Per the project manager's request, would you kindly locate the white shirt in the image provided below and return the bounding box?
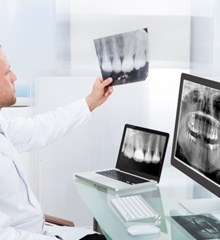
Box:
[0,99,92,240]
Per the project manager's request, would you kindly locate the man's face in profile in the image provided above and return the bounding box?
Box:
[0,48,17,108]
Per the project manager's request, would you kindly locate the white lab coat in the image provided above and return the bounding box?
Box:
[0,99,93,240]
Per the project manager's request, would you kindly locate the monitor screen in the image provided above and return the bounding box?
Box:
[171,73,220,197]
[116,124,169,182]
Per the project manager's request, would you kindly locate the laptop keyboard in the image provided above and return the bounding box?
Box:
[96,169,149,184]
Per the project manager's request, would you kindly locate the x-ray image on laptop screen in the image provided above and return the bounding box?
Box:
[94,28,149,86]
[116,125,169,182]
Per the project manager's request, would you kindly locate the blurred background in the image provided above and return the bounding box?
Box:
[1,0,220,228]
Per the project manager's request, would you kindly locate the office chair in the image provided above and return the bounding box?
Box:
[45,215,107,239]
[45,214,74,227]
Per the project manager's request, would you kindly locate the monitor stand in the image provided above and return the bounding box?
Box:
[179,198,220,214]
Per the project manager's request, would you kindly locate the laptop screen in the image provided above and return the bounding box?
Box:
[116,124,169,182]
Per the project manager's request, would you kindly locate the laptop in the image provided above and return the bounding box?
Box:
[75,124,169,191]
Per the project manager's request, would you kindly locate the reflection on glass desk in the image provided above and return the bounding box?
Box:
[73,167,220,240]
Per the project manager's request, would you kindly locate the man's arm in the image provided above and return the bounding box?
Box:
[4,77,113,153]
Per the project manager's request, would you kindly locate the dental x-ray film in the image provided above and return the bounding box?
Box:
[94,28,149,86]
[172,214,220,239]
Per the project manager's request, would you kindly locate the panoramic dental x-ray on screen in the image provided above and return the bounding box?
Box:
[94,28,149,86]
[175,80,220,184]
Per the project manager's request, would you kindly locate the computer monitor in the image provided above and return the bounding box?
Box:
[171,73,220,213]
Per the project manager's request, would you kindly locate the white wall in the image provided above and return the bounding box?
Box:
[0,0,57,97]
[190,0,220,80]
[70,1,191,76]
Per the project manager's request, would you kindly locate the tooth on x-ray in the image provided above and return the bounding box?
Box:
[123,136,134,159]
[123,129,135,158]
[121,57,134,73]
[133,131,145,162]
[94,28,149,86]
[102,60,112,73]
[111,38,122,73]
[134,52,146,70]
[151,136,161,164]
[124,144,134,159]
[144,150,152,164]
[101,40,113,73]
[112,58,121,73]
[152,148,160,164]
[133,148,144,162]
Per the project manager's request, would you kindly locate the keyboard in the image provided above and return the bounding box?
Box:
[96,169,149,184]
[110,195,159,222]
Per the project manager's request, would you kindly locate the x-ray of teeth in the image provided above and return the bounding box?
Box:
[94,28,149,86]
[122,129,166,165]
[172,214,220,240]
[176,80,220,179]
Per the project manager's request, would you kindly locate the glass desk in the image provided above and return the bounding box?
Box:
[73,167,220,240]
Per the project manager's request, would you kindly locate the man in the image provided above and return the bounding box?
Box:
[0,46,113,239]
